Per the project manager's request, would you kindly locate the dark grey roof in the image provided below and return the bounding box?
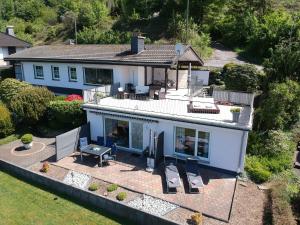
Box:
[0,32,31,47]
[5,44,203,67]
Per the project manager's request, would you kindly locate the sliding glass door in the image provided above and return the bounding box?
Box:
[104,118,143,151]
[174,126,210,160]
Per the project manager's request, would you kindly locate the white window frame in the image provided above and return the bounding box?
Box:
[68,66,77,82]
[103,116,144,152]
[33,65,44,79]
[51,66,60,80]
[173,126,210,161]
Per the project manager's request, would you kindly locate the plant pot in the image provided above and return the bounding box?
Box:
[23,142,33,150]
[232,112,240,122]
[147,157,155,169]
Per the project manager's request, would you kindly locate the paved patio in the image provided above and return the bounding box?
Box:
[54,151,236,221]
[0,137,55,168]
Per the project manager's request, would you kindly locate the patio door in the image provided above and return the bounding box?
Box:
[104,117,143,151]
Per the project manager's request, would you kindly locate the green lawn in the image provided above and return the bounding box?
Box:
[0,171,131,225]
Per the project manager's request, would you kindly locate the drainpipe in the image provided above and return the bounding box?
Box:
[237,131,249,173]
[187,62,192,97]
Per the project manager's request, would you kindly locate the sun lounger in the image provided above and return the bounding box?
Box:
[185,158,204,193]
[165,163,181,193]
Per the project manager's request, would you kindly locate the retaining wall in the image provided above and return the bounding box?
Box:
[0,159,179,225]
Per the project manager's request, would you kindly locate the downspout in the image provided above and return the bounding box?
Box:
[237,131,249,173]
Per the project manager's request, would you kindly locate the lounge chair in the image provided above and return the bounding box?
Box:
[185,158,204,193]
[165,163,181,193]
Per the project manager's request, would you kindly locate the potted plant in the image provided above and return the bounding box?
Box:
[191,212,203,225]
[21,134,33,149]
[94,92,106,104]
[230,107,241,122]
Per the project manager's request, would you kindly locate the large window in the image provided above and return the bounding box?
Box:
[84,68,113,85]
[68,67,77,81]
[175,127,210,159]
[105,118,129,148]
[33,65,44,79]
[51,66,60,80]
[105,118,144,150]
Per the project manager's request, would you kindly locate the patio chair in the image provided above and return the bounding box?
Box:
[97,136,104,146]
[185,158,204,193]
[165,162,181,193]
[103,144,117,164]
[105,137,114,148]
[79,137,88,151]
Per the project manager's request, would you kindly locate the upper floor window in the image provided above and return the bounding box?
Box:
[8,47,16,55]
[84,68,113,85]
[33,65,44,79]
[51,66,60,80]
[68,67,77,81]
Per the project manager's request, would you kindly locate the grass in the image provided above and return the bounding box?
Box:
[0,134,20,146]
[0,170,132,225]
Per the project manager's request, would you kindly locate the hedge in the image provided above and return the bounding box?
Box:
[0,103,14,138]
[47,100,86,129]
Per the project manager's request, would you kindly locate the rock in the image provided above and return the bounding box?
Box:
[63,170,91,189]
[128,194,178,216]
[257,185,269,190]
[239,182,248,187]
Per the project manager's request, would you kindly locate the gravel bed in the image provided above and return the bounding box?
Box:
[128,194,178,216]
[63,170,91,189]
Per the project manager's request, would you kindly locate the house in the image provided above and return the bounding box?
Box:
[0,26,31,68]
[5,35,253,173]
[5,36,209,95]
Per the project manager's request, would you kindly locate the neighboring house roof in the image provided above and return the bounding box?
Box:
[0,32,31,48]
[4,44,203,67]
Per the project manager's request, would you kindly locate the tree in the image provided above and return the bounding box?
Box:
[255,80,300,131]
[264,41,300,84]
[10,86,54,125]
[223,63,263,92]
[78,4,97,29]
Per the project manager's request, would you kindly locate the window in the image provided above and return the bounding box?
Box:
[68,67,77,81]
[105,118,129,148]
[131,122,143,150]
[51,66,60,80]
[14,64,23,80]
[8,47,16,55]
[104,118,144,151]
[174,127,210,159]
[33,65,44,79]
[84,68,113,85]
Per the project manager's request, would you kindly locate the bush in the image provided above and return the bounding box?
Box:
[223,63,263,92]
[40,161,50,173]
[0,78,30,108]
[0,103,14,138]
[116,192,127,201]
[88,183,99,191]
[264,130,294,157]
[10,86,54,125]
[245,156,272,183]
[21,134,32,144]
[107,184,118,192]
[191,212,203,225]
[47,100,86,129]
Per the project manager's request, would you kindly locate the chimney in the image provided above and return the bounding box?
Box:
[6,26,15,36]
[131,34,145,54]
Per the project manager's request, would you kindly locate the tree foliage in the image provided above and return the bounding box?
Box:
[10,86,55,125]
[223,63,263,92]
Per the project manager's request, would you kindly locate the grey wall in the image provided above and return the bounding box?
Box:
[0,159,179,225]
[56,123,90,161]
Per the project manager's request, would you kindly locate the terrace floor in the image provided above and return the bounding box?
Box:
[54,151,236,221]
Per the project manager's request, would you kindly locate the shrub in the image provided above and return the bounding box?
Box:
[246,131,266,156]
[21,134,33,144]
[245,156,272,183]
[116,192,127,201]
[107,184,118,192]
[0,103,14,138]
[54,95,66,101]
[191,212,203,225]
[65,94,83,101]
[40,161,50,173]
[88,183,99,191]
[223,63,263,92]
[47,100,86,129]
[10,86,54,125]
[0,78,30,108]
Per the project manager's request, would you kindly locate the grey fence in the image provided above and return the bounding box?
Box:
[56,123,90,161]
[212,90,255,106]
